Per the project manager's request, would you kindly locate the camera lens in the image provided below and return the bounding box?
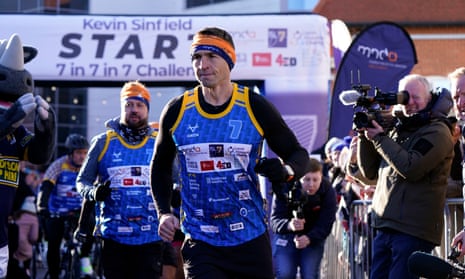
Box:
[353,112,370,128]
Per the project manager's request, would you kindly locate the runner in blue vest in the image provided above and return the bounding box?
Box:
[37,133,92,279]
[150,27,311,279]
[76,81,176,279]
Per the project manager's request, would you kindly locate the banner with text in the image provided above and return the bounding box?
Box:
[328,21,417,138]
[0,14,329,83]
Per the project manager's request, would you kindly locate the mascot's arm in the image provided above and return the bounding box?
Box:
[25,96,56,165]
[0,93,36,140]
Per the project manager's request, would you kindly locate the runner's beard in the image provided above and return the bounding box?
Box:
[126,114,148,129]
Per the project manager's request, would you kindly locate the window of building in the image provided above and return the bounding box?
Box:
[186,0,233,9]
[1,0,88,14]
[40,87,88,158]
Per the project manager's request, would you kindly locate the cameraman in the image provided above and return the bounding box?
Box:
[357,74,454,278]
[270,157,337,279]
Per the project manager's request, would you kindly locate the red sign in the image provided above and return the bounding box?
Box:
[200,160,215,171]
[123,178,134,186]
[252,53,272,66]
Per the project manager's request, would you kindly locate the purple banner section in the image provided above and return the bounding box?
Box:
[263,92,328,217]
[266,93,327,155]
[328,21,417,138]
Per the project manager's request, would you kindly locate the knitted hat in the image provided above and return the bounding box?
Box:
[191,34,236,70]
[120,81,151,110]
[324,137,344,156]
[343,136,352,146]
[331,142,347,152]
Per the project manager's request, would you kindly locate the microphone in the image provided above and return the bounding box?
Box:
[339,90,363,106]
[408,251,465,279]
[339,89,410,107]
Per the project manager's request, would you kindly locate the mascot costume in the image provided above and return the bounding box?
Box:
[0,34,56,278]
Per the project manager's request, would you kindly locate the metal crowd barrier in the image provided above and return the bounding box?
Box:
[320,198,464,279]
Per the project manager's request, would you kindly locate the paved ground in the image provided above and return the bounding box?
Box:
[27,240,102,279]
[32,260,47,279]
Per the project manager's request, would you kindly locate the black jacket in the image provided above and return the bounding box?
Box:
[270,178,337,244]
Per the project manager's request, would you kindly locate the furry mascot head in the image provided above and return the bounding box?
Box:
[0,34,37,103]
[0,34,56,278]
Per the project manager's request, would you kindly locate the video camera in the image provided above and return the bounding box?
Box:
[408,247,465,278]
[286,181,308,219]
[339,84,409,130]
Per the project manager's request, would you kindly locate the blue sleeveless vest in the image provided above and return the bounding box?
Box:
[96,130,161,245]
[172,83,267,246]
[48,156,82,215]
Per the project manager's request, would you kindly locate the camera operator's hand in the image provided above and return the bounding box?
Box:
[361,120,384,140]
[287,217,305,232]
[91,181,112,201]
[451,230,465,257]
[294,235,310,249]
[254,158,294,183]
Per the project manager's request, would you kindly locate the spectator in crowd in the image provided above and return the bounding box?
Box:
[341,136,377,278]
[448,67,465,255]
[343,136,376,201]
[311,135,347,179]
[12,164,42,212]
[443,69,465,253]
[76,81,177,279]
[326,138,358,232]
[357,74,454,278]
[150,26,310,279]
[36,134,93,279]
[7,196,38,279]
[321,137,344,180]
[440,116,463,259]
[6,164,42,279]
[449,67,465,127]
[270,157,337,279]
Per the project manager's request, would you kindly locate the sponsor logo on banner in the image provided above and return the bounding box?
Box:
[252,53,272,66]
[0,14,330,83]
[268,28,288,48]
[329,22,417,138]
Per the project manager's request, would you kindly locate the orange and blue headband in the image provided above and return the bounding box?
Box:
[191,34,236,70]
